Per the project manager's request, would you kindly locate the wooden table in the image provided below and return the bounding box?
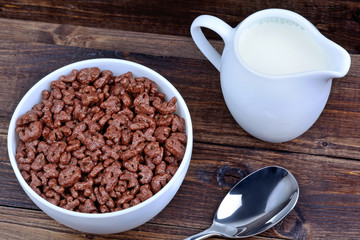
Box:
[0,1,359,239]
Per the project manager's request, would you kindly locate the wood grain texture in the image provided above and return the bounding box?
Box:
[0,5,360,239]
[0,0,359,53]
[0,206,196,240]
[2,142,360,239]
[0,18,221,60]
[0,35,359,161]
[0,39,360,239]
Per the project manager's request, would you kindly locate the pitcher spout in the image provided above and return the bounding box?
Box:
[322,38,351,79]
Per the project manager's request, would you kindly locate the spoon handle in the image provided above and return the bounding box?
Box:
[184,228,219,240]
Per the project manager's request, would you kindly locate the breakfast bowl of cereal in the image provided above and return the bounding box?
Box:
[7,58,193,234]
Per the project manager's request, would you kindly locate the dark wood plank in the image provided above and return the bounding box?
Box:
[0,18,222,60]
[0,0,358,53]
[1,39,360,160]
[0,206,197,240]
[1,28,360,239]
[2,141,360,239]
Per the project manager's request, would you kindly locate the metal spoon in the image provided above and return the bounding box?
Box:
[185,166,299,240]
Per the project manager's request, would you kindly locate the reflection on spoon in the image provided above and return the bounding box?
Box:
[185,166,299,240]
[217,194,243,219]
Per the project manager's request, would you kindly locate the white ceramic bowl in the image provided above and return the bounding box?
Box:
[7,58,193,234]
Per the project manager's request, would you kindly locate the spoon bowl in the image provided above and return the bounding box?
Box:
[186,166,299,239]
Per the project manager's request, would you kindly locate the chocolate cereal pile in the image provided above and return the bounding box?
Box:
[15,68,186,213]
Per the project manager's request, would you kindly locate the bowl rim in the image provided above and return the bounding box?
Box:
[7,58,193,219]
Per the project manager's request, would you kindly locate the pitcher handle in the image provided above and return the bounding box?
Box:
[190,15,234,71]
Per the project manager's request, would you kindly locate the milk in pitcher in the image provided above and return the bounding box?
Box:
[237,17,329,75]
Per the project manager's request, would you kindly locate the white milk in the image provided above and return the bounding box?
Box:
[238,17,328,75]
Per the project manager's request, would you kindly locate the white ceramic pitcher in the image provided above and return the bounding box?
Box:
[191,9,351,143]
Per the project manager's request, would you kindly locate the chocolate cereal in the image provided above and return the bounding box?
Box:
[15,68,186,213]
